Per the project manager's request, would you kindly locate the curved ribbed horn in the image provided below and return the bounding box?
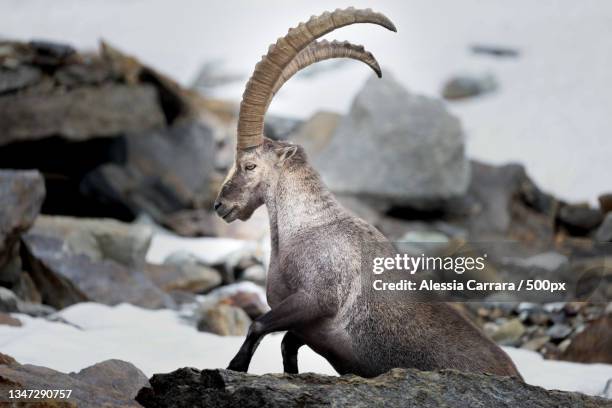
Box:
[270,40,381,98]
[237,8,396,149]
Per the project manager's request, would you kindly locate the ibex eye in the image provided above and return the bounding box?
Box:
[245,164,257,171]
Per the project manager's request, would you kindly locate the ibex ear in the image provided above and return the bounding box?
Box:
[275,145,298,165]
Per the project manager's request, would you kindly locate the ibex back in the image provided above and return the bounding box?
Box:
[214,8,521,379]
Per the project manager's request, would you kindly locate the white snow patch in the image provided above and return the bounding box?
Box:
[506,347,612,397]
[1,302,611,398]
[146,233,256,265]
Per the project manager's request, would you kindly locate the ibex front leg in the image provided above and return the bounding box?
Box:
[227,291,323,372]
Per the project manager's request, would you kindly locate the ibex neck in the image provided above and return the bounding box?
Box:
[265,164,344,242]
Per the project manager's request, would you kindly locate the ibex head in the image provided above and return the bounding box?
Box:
[215,8,396,223]
[214,140,299,222]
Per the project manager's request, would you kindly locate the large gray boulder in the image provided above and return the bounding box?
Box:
[31,215,153,268]
[20,217,175,310]
[314,74,470,209]
[136,368,611,408]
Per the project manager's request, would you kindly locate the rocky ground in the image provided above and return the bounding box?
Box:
[135,368,611,408]
[0,39,611,405]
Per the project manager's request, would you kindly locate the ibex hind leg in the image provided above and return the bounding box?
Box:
[281,331,305,374]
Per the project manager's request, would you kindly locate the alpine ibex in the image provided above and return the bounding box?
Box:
[214,8,521,378]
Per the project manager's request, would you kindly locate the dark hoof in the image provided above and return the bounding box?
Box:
[283,366,298,375]
[227,357,248,372]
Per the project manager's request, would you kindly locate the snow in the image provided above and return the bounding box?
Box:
[1,1,611,204]
[146,233,257,265]
[1,302,611,398]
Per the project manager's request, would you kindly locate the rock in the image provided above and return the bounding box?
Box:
[0,65,41,94]
[31,215,153,267]
[561,315,612,364]
[336,194,384,226]
[513,252,568,271]
[563,302,585,316]
[0,287,19,313]
[526,311,551,326]
[557,204,603,235]
[290,110,341,156]
[199,282,267,309]
[397,230,449,245]
[55,60,115,87]
[16,301,55,317]
[442,74,498,100]
[220,249,263,284]
[88,121,215,228]
[0,357,148,407]
[558,338,572,353]
[375,218,463,242]
[163,250,202,267]
[490,318,526,345]
[145,255,222,293]
[597,193,612,215]
[314,73,470,209]
[168,290,198,305]
[603,378,612,399]
[460,161,556,247]
[470,44,520,58]
[28,40,76,65]
[0,85,165,144]
[12,270,42,303]
[595,213,612,242]
[21,232,175,310]
[0,286,54,316]
[0,255,22,287]
[264,114,302,141]
[159,209,218,237]
[543,302,566,313]
[239,264,267,286]
[516,303,551,326]
[1,40,76,70]
[599,193,612,214]
[569,258,612,302]
[0,352,17,366]
[0,170,45,271]
[546,323,573,342]
[0,312,21,327]
[136,367,611,408]
[218,291,269,320]
[522,336,550,352]
[197,303,251,336]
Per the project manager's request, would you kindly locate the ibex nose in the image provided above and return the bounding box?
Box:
[214,201,222,211]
